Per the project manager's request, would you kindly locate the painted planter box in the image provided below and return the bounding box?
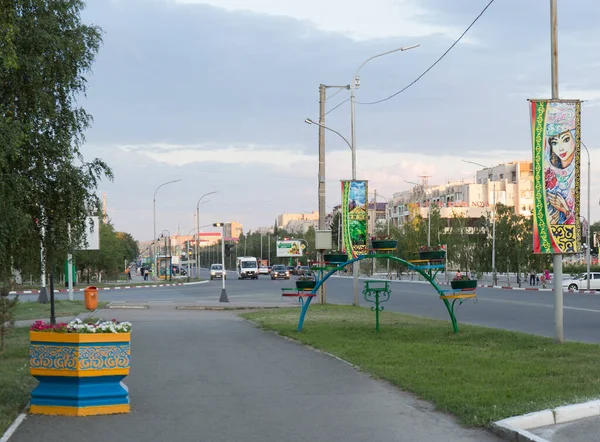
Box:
[371,240,398,250]
[323,253,348,264]
[295,280,316,290]
[450,279,478,290]
[29,331,131,416]
[419,250,446,260]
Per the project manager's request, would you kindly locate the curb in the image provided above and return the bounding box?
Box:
[491,399,600,442]
[0,406,28,442]
[7,281,201,295]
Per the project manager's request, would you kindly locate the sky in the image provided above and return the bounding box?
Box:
[79,0,600,241]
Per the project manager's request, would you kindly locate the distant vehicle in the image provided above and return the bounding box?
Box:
[258,266,270,275]
[271,264,290,280]
[296,266,311,276]
[267,266,273,274]
[287,266,296,275]
[562,272,600,290]
[172,264,187,276]
[210,263,225,280]
[236,256,259,279]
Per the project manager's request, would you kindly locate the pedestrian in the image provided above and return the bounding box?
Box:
[544,269,550,282]
[125,266,131,280]
[456,269,462,279]
[529,270,536,286]
[536,275,540,285]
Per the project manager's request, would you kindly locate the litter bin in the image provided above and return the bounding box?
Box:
[83,286,98,310]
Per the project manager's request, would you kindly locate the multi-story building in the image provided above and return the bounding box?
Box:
[277,211,319,233]
[224,221,243,241]
[389,161,533,226]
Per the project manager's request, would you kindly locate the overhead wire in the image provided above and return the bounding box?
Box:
[356,0,496,106]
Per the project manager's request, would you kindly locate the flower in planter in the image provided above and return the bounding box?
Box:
[419,245,445,252]
[30,318,132,334]
[452,270,473,281]
[297,275,315,281]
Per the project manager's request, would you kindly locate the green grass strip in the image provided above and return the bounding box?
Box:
[14,300,108,321]
[242,305,600,427]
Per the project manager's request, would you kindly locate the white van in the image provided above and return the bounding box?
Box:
[236,257,259,279]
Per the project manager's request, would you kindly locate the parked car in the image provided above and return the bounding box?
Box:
[271,264,290,280]
[562,272,600,290]
[210,263,226,280]
[258,266,270,275]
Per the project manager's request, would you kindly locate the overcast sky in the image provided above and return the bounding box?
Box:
[80,0,600,241]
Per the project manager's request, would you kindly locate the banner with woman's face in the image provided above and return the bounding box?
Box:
[530,99,581,254]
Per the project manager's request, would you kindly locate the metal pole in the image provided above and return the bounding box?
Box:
[350,74,359,306]
[580,143,592,289]
[219,226,229,302]
[153,179,181,281]
[67,223,73,301]
[427,184,431,247]
[550,0,563,343]
[318,84,327,304]
[492,177,497,285]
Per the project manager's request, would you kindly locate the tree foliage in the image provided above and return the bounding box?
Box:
[0,0,112,282]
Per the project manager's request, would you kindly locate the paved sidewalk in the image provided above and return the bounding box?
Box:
[9,307,500,442]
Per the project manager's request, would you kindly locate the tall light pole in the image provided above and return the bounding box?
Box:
[153,179,181,281]
[405,180,431,247]
[462,160,497,285]
[213,222,229,303]
[582,142,592,290]
[196,191,218,277]
[159,229,171,281]
[550,0,563,343]
[350,44,419,306]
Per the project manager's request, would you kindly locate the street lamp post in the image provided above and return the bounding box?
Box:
[582,142,592,290]
[213,222,229,303]
[463,160,497,286]
[159,229,171,281]
[196,191,219,278]
[349,44,419,306]
[153,179,181,281]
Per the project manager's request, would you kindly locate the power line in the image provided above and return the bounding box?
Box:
[325,98,349,116]
[357,0,496,106]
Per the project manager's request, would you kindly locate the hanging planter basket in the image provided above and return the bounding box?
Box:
[295,280,317,290]
[450,279,478,290]
[323,253,348,264]
[419,250,446,260]
[371,240,398,250]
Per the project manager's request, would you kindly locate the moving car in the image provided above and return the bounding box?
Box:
[287,266,296,275]
[296,266,311,276]
[562,272,600,290]
[210,263,226,280]
[258,266,270,275]
[271,264,290,280]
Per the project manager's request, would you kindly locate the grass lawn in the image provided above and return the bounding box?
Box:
[0,327,37,436]
[14,300,109,321]
[242,304,600,427]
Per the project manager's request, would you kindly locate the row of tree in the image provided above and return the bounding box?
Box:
[0,1,113,288]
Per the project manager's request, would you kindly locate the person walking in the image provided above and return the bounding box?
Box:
[529,270,536,286]
[125,266,131,281]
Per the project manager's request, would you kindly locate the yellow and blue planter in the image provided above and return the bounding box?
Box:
[29,331,131,416]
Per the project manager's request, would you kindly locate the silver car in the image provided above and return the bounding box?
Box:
[210,263,226,280]
[562,272,600,290]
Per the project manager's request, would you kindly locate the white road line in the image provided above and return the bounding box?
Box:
[0,410,27,442]
[480,297,600,313]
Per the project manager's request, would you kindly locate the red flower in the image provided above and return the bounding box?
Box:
[545,168,557,189]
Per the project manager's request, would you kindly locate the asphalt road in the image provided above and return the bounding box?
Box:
[10,307,500,442]
[19,269,600,343]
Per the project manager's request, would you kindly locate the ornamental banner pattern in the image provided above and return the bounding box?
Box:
[341,180,369,258]
[529,99,581,254]
[30,343,130,371]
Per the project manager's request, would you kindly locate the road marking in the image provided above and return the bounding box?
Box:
[480,297,600,313]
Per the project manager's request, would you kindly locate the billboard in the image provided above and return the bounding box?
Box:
[530,99,581,254]
[341,180,368,258]
[276,240,303,257]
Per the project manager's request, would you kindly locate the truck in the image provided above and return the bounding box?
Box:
[236,256,259,279]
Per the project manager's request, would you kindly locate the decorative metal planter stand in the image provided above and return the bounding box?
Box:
[291,250,476,335]
[362,280,391,332]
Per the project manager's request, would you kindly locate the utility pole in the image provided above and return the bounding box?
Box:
[318,84,327,304]
[550,0,563,344]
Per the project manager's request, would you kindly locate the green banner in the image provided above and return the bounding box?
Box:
[341,180,368,258]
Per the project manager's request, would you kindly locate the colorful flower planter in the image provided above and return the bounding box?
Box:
[371,240,398,250]
[295,280,316,290]
[419,250,446,260]
[29,331,131,416]
[323,253,348,264]
[450,279,478,290]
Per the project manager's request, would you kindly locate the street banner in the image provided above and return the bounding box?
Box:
[341,180,369,258]
[276,240,303,257]
[530,99,581,254]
